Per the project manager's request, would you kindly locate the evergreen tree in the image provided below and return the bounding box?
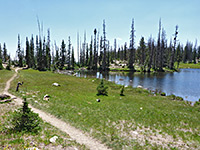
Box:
[71,46,75,69]
[17,35,23,67]
[3,43,8,63]
[128,19,135,71]
[77,32,80,65]
[60,40,66,69]
[102,20,107,71]
[97,79,108,96]
[46,29,51,70]
[99,36,103,69]
[157,19,163,71]
[114,39,117,60]
[0,59,3,70]
[6,55,11,70]
[25,37,30,68]
[124,42,127,61]
[147,37,154,72]
[138,37,146,69]
[175,43,182,69]
[67,36,71,69]
[12,98,42,133]
[161,28,167,68]
[85,43,89,66]
[93,28,98,70]
[197,46,200,60]
[0,44,2,60]
[30,35,35,68]
[82,32,86,66]
[88,36,93,70]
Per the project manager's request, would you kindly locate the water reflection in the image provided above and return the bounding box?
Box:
[77,69,200,102]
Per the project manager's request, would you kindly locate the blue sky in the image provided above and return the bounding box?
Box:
[0,0,199,59]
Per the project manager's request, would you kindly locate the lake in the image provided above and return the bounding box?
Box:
[77,69,200,102]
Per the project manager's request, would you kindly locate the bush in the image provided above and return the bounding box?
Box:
[176,96,184,101]
[97,79,108,96]
[0,59,3,70]
[120,86,125,96]
[160,92,166,96]
[6,59,11,70]
[12,98,42,133]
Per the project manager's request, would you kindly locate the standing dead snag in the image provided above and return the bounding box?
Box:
[16,81,23,92]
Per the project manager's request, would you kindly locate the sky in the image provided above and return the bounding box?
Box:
[0,0,199,59]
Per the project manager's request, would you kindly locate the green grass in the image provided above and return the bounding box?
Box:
[0,69,14,93]
[0,103,87,150]
[9,69,200,149]
[178,62,200,69]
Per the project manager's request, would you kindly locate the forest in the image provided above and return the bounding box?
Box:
[0,19,200,72]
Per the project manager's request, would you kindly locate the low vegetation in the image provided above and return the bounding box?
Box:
[12,98,42,133]
[9,69,200,149]
[0,100,87,150]
[178,62,200,69]
[0,69,14,93]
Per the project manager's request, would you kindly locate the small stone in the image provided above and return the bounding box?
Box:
[131,131,138,135]
[92,80,95,82]
[96,99,100,102]
[43,94,50,101]
[137,85,143,88]
[50,136,58,143]
[52,83,60,86]
[25,147,39,150]
[140,107,143,110]
[35,100,38,103]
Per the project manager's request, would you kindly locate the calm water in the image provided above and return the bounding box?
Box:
[77,69,200,102]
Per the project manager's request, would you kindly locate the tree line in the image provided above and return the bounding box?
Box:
[1,19,200,72]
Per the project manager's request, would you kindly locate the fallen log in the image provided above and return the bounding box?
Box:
[0,94,10,100]
[0,99,12,103]
[0,97,16,103]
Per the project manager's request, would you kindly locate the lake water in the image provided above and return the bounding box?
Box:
[77,69,200,102]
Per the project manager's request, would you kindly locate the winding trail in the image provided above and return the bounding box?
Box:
[3,68,110,150]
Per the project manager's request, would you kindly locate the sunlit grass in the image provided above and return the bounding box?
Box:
[9,69,200,149]
[0,103,87,150]
[178,62,200,69]
[0,69,14,93]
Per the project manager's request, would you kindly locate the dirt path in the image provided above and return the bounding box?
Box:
[3,68,110,150]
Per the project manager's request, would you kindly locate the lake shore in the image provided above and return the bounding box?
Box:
[8,69,200,149]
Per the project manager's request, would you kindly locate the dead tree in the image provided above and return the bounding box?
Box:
[16,82,23,92]
[170,25,178,69]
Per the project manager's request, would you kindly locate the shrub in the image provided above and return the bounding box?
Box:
[6,59,11,70]
[97,79,108,96]
[0,59,3,70]
[120,86,125,96]
[176,96,183,101]
[160,92,166,96]
[12,98,42,133]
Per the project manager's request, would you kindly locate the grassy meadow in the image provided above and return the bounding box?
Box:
[0,103,87,150]
[9,69,200,149]
[178,62,200,69]
[0,69,14,93]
